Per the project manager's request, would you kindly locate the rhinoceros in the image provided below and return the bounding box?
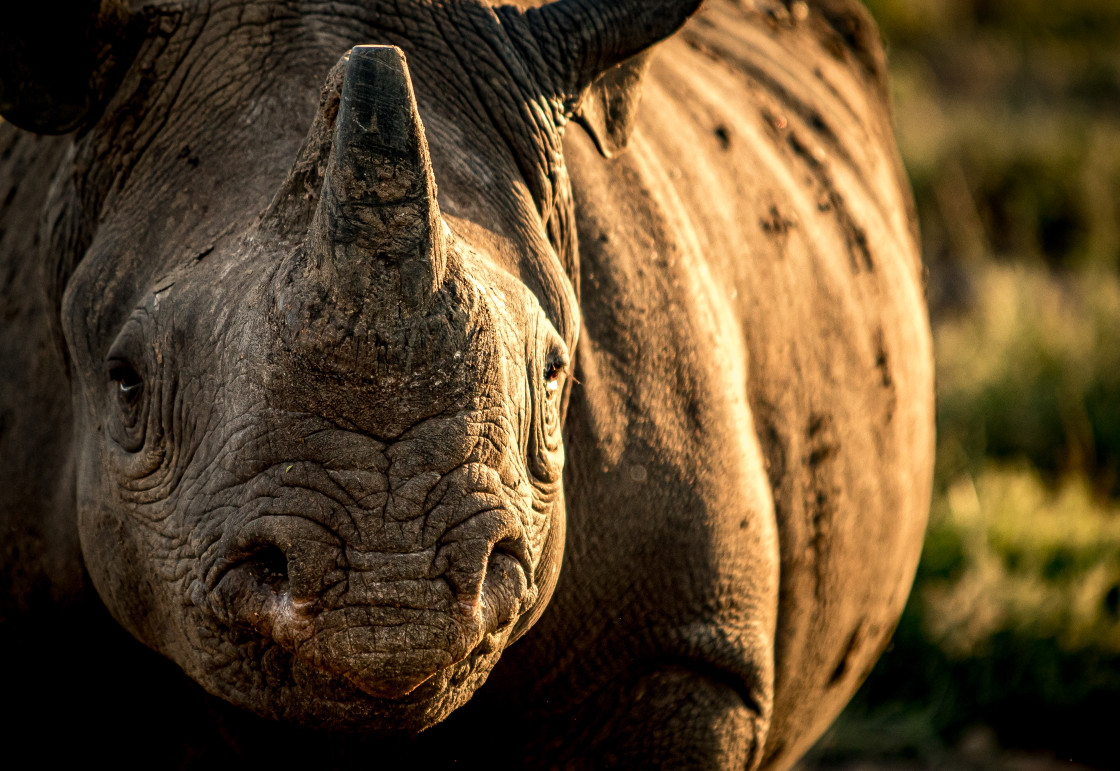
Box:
[0,0,932,766]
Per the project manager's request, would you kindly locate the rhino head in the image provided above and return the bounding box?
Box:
[3,0,700,731]
[160,46,574,726]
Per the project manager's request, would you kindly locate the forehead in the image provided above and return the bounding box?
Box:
[81,4,538,244]
[86,28,324,238]
[58,14,328,343]
[63,3,573,364]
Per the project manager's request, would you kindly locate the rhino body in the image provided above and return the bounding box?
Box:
[0,0,932,767]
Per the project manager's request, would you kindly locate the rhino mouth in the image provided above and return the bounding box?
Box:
[205,516,531,704]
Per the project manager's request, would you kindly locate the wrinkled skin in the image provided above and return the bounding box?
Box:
[0,0,933,768]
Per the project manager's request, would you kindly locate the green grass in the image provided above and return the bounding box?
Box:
[936,263,1120,490]
[925,467,1120,658]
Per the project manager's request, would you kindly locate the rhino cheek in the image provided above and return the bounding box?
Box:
[77,496,160,647]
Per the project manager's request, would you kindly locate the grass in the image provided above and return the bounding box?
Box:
[936,263,1120,491]
[925,467,1120,658]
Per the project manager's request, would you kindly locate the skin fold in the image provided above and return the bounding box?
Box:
[0,1,932,767]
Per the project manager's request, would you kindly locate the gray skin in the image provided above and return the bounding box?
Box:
[0,0,933,768]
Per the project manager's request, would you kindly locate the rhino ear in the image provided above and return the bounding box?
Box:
[571,52,652,159]
[513,0,702,158]
[0,0,136,134]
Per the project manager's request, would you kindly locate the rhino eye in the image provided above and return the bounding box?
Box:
[543,356,567,395]
[106,359,148,452]
[110,362,144,405]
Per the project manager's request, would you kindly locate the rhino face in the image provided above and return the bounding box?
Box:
[14,0,701,733]
[62,45,571,730]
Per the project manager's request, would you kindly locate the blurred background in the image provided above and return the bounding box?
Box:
[803,1,1120,769]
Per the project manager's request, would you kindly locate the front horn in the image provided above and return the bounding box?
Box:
[0,0,135,133]
[304,45,448,325]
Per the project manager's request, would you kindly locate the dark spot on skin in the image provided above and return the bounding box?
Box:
[1106,585,1120,617]
[788,131,823,171]
[760,205,795,240]
[789,132,874,273]
[808,486,833,604]
[875,330,894,389]
[814,4,887,85]
[848,224,873,272]
[822,34,847,61]
[875,344,891,388]
[828,622,864,687]
[714,125,731,150]
[754,409,787,493]
[808,444,834,468]
[806,413,838,600]
[178,144,200,167]
[874,327,897,422]
[808,412,828,439]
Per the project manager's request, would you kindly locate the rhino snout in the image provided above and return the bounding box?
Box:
[205,508,530,700]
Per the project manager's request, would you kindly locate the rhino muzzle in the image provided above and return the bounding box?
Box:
[207,499,532,701]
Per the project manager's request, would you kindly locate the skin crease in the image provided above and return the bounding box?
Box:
[0,1,933,768]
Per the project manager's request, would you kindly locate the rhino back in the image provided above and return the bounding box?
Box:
[522,2,933,767]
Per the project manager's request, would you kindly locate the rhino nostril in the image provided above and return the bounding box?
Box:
[489,538,530,581]
[240,544,290,594]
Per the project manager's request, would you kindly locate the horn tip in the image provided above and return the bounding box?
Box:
[338,45,421,155]
[349,44,407,64]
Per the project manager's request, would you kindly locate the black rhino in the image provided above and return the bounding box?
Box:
[0,0,933,767]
